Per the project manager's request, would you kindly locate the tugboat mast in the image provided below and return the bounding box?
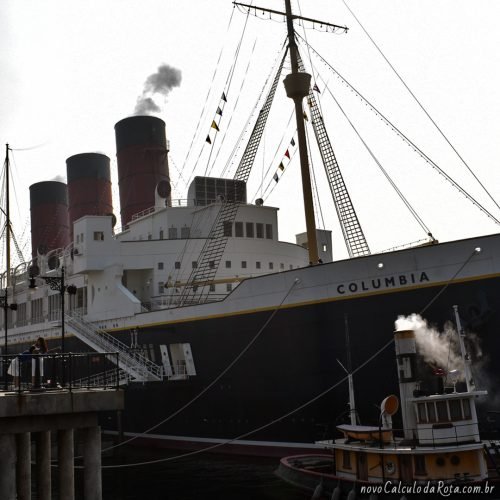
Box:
[4,144,11,286]
[233,1,347,264]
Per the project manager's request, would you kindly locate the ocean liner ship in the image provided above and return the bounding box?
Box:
[1,1,499,455]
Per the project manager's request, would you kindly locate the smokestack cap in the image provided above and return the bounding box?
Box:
[115,115,166,152]
[30,181,68,205]
[66,153,111,182]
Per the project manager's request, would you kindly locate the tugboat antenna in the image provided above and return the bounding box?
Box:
[4,144,11,287]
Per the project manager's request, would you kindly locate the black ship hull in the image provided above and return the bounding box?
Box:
[101,268,500,455]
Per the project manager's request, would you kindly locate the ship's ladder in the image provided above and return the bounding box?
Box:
[65,310,163,382]
[298,54,370,258]
[178,50,287,307]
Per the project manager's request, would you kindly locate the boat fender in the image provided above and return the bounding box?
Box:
[347,487,356,500]
[311,479,324,500]
[331,485,341,500]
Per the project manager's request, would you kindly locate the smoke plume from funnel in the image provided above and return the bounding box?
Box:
[134,97,161,115]
[134,63,182,115]
[51,174,66,183]
[395,314,465,379]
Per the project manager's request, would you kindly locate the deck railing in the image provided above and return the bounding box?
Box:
[0,352,121,393]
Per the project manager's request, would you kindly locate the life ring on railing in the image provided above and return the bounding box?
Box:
[385,460,396,475]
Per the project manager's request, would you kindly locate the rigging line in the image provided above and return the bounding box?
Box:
[178,6,236,184]
[320,75,433,238]
[219,41,288,181]
[420,247,481,316]
[250,108,295,201]
[93,247,481,469]
[98,277,301,455]
[261,145,298,201]
[306,121,326,232]
[297,33,500,227]
[342,0,500,216]
[206,38,258,178]
[186,5,252,187]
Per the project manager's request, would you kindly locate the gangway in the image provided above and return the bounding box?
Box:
[65,311,163,383]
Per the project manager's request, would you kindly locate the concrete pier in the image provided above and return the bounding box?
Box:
[0,389,123,500]
[58,428,75,500]
[0,434,16,500]
[16,432,31,500]
[36,431,51,500]
[84,426,102,500]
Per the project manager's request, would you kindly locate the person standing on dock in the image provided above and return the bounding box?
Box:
[7,345,36,388]
[32,337,48,386]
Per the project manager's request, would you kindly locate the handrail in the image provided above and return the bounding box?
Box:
[65,310,162,381]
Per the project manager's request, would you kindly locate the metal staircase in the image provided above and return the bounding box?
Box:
[178,51,287,306]
[65,311,163,382]
[298,55,370,258]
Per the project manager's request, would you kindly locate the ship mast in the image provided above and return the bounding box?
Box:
[234,1,347,264]
[4,144,11,287]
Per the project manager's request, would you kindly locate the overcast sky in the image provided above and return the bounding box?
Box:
[1,0,500,263]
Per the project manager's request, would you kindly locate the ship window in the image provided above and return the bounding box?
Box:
[30,298,44,324]
[181,226,190,239]
[289,264,293,270]
[48,294,62,321]
[223,221,232,237]
[225,261,231,269]
[449,399,462,421]
[418,403,427,423]
[209,261,215,269]
[427,402,436,422]
[436,401,448,422]
[158,282,164,294]
[256,223,264,238]
[158,262,164,270]
[265,224,273,239]
[414,455,426,476]
[93,231,104,241]
[280,263,284,270]
[322,244,327,252]
[76,234,80,243]
[80,233,84,242]
[15,303,27,327]
[209,284,215,292]
[256,261,261,269]
[168,227,178,239]
[246,222,254,238]
[174,261,181,269]
[462,399,471,420]
[159,230,164,240]
[147,234,152,240]
[192,261,198,269]
[269,262,274,270]
[241,261,247,269]
[226,283,232,292]
[235,222,244,237]
[342,450,351,469]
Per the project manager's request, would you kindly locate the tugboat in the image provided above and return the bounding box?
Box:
[276,308,500,498]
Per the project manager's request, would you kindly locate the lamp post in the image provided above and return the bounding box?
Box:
[30,267,77,353]
[29,267,77,387]
[1,288,17,390]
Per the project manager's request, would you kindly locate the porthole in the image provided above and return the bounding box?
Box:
[385,461,396,475]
